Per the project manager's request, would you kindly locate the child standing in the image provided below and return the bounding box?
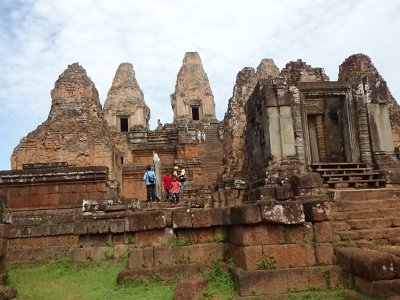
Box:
[171,176,181,205]
[162,170,173,202]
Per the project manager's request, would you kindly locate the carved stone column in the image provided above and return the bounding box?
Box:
[316,115,327,161]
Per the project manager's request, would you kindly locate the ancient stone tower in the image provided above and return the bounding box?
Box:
[171,52,216,124]
[103,63,150,131]
[11,63,120,180]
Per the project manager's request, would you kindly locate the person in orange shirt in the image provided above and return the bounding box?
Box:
[171,176,181,205]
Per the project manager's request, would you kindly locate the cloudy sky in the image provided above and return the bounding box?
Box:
[0,0,399,170]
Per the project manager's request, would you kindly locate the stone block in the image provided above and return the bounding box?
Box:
[49,223,74,235]
[315,243,334,265]
[0,285,18,299]
[154,246,191,266]
[314,221,333,243]
[303,200,331,222]
[284,223,313,244]
[210,208,230,226]
[190,243,226,266]
[128,247,151,268]
[231,267,288,296]
[110,220,125,233]
[212,226,228,242]
[71,248,92,262]
[354,276,400,298]
[259,200,305,224]
[87,220,110,234]
[229,224,285,246]
[275,184,292,200]
[195,228,215,243]
[142,246,154,268]
[114,244,128,259]
[230,244,263,270]
[307,266,329,289]
[286,268,309,291]
[188,198,205,208]
[0,225,10,238]
[174,277,208,300]
[291,173,323,194]
[383,249,400,278]
[176,229,196,243]
[230,203,261,225]
[172,208,192,228]
[117,264,201,284]
[191,209,211,228]
[262,244,316,268]
[336,247,396,281]
[128,211,167,232]
[74,221,88,234]
[134,228,175,247]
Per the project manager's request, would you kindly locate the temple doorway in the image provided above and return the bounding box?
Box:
[305,97,345,163]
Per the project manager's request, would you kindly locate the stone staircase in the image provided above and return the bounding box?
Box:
[329,189,400,248]
[311,162,386,189]
[197,127,224,189]
[328,188,400,297]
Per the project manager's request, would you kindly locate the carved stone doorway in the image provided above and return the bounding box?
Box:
[305,97,345,164]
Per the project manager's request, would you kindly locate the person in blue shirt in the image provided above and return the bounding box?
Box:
[144,165,156,205]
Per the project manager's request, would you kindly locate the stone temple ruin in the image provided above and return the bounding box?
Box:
[1,52,400,298]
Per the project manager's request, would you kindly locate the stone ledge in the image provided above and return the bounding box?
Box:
[335,247,396,281]
[231,265,343,297]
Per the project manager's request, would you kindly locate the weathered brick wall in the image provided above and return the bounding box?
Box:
[0,166,114,209]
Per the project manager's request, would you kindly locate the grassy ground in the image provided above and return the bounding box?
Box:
[8,258,235,300]
[7,259,376,300]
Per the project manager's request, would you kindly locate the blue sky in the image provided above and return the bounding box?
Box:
[1,0,400,170]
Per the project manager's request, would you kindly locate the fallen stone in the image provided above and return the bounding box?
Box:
[174,277,208,300]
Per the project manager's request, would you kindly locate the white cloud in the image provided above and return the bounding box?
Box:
[1,0,400,170]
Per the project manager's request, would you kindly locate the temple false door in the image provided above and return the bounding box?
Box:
[305,98,345,164]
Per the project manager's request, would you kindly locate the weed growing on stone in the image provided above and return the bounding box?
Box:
[202,258,234,299]
[205,236,227,243]
[104,251,115,260]
[256,256,276,270]
[171,237,193,247]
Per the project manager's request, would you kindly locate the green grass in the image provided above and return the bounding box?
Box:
[201,259,235,299]
[8,259,176,300]
[8,258,236,300]
[7,258,372,300]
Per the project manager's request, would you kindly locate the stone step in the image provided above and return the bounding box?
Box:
[330,207,400,221]
[333,239,378,249]
[231,265,342,297]
[329,189,400,201]
[317,168,373,174]
[332,217,400,231]
[330,199,400,212]
[311,162,367,168]
[336,227,400,244]
[326,179,386,189]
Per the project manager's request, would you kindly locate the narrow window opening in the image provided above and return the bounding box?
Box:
[192,107,199,121]
[120,117,129,132]
[120,157,124,165]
